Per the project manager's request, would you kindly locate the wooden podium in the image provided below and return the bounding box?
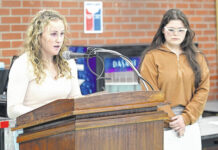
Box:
[13,91,167,150]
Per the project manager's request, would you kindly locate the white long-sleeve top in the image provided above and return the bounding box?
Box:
[7,53,82,119]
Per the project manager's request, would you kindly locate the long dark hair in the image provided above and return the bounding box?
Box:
[139,9,201,89]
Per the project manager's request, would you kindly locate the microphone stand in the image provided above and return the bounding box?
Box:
[88,48,153,91]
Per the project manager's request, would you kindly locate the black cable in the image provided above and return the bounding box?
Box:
[88,47,154,91]
[86,51,108,80]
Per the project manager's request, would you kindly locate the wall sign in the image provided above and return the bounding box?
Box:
[84,1,103,33]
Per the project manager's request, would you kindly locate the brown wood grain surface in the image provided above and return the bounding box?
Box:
[14,91,167,150]
[14,91,164,130]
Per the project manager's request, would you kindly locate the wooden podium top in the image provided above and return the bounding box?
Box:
[13,91,165,131]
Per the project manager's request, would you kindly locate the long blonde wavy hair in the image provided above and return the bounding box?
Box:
[22,10,72,84]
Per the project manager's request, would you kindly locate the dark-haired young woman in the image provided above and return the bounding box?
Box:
[139,9,210,150]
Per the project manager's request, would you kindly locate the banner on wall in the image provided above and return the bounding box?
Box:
[84,1,103,33]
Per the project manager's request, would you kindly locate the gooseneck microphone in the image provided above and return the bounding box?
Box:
[62,48,153,91]
[62,51,95,60]
[87,47,153,91]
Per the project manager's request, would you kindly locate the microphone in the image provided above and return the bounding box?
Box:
[87,47,153,91]
[62,51,95,60]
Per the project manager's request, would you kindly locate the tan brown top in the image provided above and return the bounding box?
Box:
[140,45,210,125]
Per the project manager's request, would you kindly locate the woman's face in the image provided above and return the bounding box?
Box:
[162,19,187,47]
[40,19,65,59]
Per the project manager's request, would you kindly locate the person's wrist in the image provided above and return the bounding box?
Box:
[181,113,190,125]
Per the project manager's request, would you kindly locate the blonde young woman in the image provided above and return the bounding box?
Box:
[139,9,210,150]
[7,10,81,119]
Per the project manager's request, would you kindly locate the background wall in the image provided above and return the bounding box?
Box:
[0,0,217,101]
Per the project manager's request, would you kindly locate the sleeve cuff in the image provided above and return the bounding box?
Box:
[182,113,191,125]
